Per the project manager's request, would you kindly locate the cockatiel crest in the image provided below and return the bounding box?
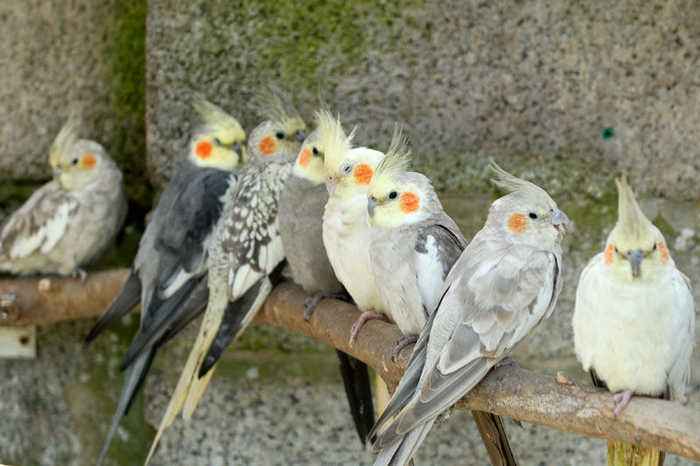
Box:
[47,120,115,192]
[189,96,246,170]
[368,127,437,228]
[317,110,384,197]
[487,161,570,249]
[48,118,80,174]
[248,87,306,159]
[604,176,670,279]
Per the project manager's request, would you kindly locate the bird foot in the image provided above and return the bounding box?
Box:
[391,334,418,362]
[303,291,350,321]
[613,390,634,416]
[349,311,388,346]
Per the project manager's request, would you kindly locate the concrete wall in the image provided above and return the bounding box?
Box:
[1,0,700,465]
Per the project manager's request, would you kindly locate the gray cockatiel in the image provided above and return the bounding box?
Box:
[0,119,126,278]
[368,149,517,464]
[368,163,570,466]
[85,97,247,465]
[144,95,306,464]
[573,177,694,424]
[279,123,375,446]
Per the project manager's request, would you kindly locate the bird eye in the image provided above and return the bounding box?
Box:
[71,158,79,165]
[312,147,319,156]
[614,246,620,254]
[341,163,352,175]
[214,137,222,146]
[652,243,657,251]
[388,191,398,200]
[528,212,538,219]
[275,131,285,140]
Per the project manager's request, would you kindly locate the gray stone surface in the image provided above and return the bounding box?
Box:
[147,0,700,199]
[0,0,147,202]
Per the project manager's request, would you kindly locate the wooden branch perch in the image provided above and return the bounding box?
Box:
[1,270,699,462]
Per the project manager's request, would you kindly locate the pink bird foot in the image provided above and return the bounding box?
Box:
[349,311,388,346]
[613,390,634,416]
[391,334,418,362]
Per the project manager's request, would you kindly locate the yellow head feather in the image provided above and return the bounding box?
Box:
[316,110,354,173]
[192,96,245,142]
[614,175,655,244]
[374,124,412,183]
[252,86,305,133]
[49,118,80,170]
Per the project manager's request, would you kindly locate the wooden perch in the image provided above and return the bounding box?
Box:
[1,271,699,462]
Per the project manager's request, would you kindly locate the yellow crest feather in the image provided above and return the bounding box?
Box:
[615,175,654,241]
[252,86,302,126]
[315,110,353,170]
[192,95,245,137]
[49,117,80,167]
[375,124,412,181]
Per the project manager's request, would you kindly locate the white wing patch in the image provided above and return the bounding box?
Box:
[161,268,196,299]
[415,234,448,314]
[8,199,76,259]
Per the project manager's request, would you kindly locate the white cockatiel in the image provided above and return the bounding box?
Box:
[0,119,126,278]
[368,163,570,466]
[368,152,518,464]
[573,177,695,416]
[144,91,306,464]
[319,112,387,344]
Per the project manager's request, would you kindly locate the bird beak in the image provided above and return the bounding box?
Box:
[367,196,377,218]
[294,130,306,143]
[551,208,572,235]
[626,249,644,278]
[326,176,337,195]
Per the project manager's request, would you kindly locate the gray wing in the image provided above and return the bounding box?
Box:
[667,269,695,402]
[0,180,79,260]
[371,233,561,448]
[414,215,466,315]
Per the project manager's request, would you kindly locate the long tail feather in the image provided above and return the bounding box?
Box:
[85,270,141,345]
[96,350,154,466]
[373,418,436,466]
[336,351,375,445]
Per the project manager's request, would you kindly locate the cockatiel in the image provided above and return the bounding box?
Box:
[573,177,694,422]
[367,148,518,464]
[144,93,306,464]
[279,121,375,446]
[319,113,387,345]
[0,119,126,278]
[84,97,247,466]
[368,162,570,466]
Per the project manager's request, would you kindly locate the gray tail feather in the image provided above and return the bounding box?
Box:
[373,418,436,466]
[85,270,141,345]
[96,350,153,466]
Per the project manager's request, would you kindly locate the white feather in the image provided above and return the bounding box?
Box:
[415,235,446,313]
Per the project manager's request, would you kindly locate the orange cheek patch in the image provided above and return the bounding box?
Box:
[259,136,276,156]
[400,192,420,213]
[507,213,527,233]
[658,242,669,263]
[297,148,311,167]
[353,164,373,185]
[81,153,96,169]
[195,141,213,159]
[604,244,614,265]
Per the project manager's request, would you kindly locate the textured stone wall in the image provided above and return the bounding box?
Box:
[1,0,700,465]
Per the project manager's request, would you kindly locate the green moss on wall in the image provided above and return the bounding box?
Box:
[105,0,153,213]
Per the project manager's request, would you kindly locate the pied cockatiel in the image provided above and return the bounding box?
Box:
[0,119,126,278]
[573,176,694,422]
[368,163,570,466]
[85,97,248,466]
[144,93,307,464]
